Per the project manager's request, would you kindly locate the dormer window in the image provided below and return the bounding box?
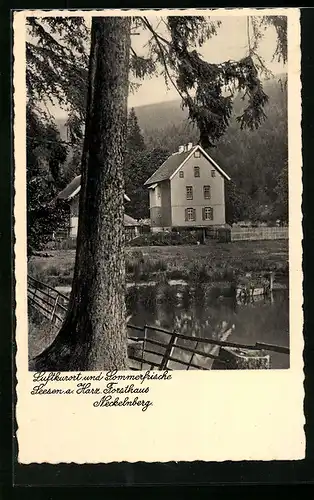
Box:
[194,166,200,177]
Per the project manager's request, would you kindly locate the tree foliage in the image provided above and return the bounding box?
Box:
[27,104,69,255]
[124,108,170,219]
[26,15,287,148]
[26,18,90,255]
[131,15,287,148]
[26,16,89,141]
[274,161,288,221]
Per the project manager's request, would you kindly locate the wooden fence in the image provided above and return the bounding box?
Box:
[28,276,69,328]
[231,227,288,241]
[28,275,289,371]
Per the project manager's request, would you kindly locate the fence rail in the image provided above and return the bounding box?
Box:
[28,275,289,370]
[231,227,288,241]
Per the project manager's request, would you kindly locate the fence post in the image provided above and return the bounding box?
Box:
[141,326,148,370]
[51,295,59,322]
[269,272,275,292]
[160,331,177,370]
[165,334,178,370]
[187,340,199,370]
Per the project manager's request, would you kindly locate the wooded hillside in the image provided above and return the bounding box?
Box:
[56,76,288,223]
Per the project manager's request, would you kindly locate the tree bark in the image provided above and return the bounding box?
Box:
[34,17,131,371]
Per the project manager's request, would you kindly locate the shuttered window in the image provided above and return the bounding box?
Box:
[211,170,216,177]
[186,186,193,200]
[202,207,213,221]
[203,185,211,199]
[179,170,184,178]
[185,208,196,222]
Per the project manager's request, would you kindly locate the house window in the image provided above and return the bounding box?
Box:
[203,185,211,199]
[202,207,214,221]
[194,166,200,177]
[185,208,196,222]
[211,170,216,177]
[186,186,193,200]
[157,190,161,199]
[194,150,201,158]
[179,171,184,178]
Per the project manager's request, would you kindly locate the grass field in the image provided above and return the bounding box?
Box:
[28,240,289,287]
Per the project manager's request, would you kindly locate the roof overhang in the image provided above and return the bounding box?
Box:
[198,145,231,181]
[66,186,81,200]
[58,183,131,202]
[168,144,231,182]
[147,183,158,190]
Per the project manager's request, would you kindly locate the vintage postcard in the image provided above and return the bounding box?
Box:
[14,8,304,464]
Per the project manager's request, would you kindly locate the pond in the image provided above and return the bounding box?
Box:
[126,282,289,370]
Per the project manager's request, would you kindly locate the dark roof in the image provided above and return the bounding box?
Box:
[144,148,193,186]
[58,175,130,201]
[144,145,231,186]
[58,175,81,200]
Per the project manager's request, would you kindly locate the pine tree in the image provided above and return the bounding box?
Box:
[127,147,170,220]
[126,108,146,154]
[34,16,131,371]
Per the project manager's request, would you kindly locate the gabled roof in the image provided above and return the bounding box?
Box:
[144,149,192,186]
[58,175,81,200]
[144,144,230,186]
[124,214,140,226]
[58,175,131,202]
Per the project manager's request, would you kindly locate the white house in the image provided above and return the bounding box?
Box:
[144,143,231,230]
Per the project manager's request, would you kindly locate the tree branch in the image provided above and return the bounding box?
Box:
[140,16,186,103]
[247,16,251,53]
[27,18,71,57]
[141,16,171,47]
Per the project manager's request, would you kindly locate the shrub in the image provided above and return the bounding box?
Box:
[129,231,200,247]
[125,255,167,281]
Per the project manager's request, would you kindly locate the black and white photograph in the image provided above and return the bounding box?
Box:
[14,7,305,465]
[23,12,292,373]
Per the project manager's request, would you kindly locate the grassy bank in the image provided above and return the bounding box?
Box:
[28,308,58,369]
[28,240,288,288]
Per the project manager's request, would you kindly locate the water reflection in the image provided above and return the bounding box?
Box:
[126,282,289,369]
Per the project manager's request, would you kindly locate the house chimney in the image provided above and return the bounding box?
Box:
[178,145,185,153]
[187,142,193,151]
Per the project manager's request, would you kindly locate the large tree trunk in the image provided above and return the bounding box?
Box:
[33,17,131,371]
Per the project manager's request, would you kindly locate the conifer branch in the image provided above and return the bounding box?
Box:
[140,16,186,103]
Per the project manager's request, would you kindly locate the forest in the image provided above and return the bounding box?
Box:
[54,75,288,226]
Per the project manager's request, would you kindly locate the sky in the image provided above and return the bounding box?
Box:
[40,15,286,119]
[128,16,285,108]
